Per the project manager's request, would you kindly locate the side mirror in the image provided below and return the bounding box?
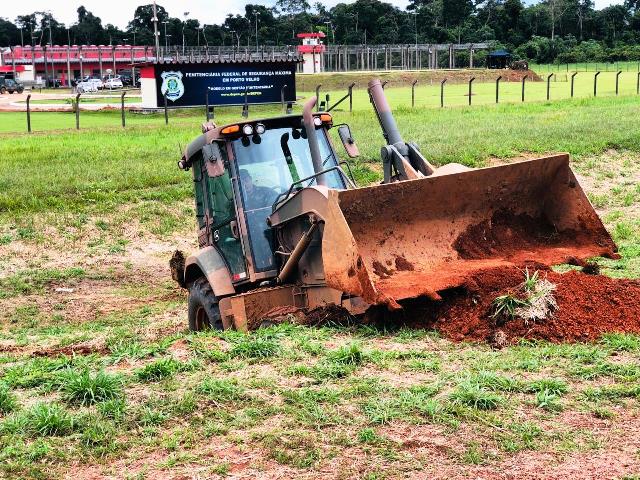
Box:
[202,142,225,177]
[338,124,359,158]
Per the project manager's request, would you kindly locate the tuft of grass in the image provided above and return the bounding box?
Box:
[97,397,127,422]
[2,403,76,437]
[498,421,543,453]
[0,383,18,414]
[258,431,321,468]
[534,390,563,412]
[288,361,356,381]
[135,358,183,382]
[229,336,280,359]
[600,332,640,352]
[582,384,640,400]
[358,427,382,444]
[80,417,117,449]
[523,378,569,396]
[198,378,245,402]
[449,382,504,410]
[466,371,520,392]
[326,343,366,365]
[522,268,540,292]
[60,370,123,406]
[491,294,528,321]
[361,398,403,425]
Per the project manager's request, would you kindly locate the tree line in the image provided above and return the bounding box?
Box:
[2,0,640,64]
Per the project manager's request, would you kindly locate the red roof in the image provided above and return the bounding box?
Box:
[296,32,326,38]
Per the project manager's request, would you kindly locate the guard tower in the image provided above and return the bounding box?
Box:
[297,32,326,74]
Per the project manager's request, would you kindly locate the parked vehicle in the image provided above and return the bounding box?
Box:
[118,70,140,87]
[0,78,24,94]
[76,81,98,93]
[102,76,123,89]
[81,76,103,90]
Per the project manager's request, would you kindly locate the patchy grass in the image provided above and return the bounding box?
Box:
[0,96,640,478]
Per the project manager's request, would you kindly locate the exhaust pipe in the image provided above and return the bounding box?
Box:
[302,96,327,186]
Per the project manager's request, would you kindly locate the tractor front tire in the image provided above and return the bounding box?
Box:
[187,277,223,331]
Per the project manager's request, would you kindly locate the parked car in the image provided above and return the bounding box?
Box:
[0,78,24,94]
[118,70,140,87]
[102,76,123,90]
[81,76,103,90]
[76,80,98,94]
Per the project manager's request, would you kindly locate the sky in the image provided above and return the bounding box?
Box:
[2,0,623,28]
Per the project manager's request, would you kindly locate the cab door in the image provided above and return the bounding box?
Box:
[198,144,247,282]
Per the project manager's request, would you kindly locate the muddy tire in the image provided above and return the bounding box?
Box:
[0,87,5,94]
[187,277,223,331]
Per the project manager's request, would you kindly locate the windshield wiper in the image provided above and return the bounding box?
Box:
[305,151,335,187]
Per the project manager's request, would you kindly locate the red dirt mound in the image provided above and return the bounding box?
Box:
[402,266,640,344]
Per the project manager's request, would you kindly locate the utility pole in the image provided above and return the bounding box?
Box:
[202,25,209,47]
[254,12,259,51]
[152,1,160,55]
[182,12,189,56]
[324,21,331,47]
[163,21,169,49]
[20,27,24,47]
[414,11,418,70]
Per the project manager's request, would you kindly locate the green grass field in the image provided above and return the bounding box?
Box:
[0,84,639,479]
[2,70,637,136]
[532,61,640,73]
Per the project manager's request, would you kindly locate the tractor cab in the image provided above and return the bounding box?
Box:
[178,113,354,290]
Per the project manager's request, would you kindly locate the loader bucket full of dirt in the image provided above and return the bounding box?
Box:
[321,154,618,309]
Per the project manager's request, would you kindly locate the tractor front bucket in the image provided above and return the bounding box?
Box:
[320,154,618,308]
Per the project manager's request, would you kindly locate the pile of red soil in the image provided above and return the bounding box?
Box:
[402,266,640,344]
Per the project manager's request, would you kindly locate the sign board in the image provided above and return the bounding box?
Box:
[154,61,297,107]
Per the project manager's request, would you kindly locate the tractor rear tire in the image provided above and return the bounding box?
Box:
[187,277,223,331]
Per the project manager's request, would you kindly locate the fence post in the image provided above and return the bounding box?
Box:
[546,73,554,101]
[411,79,418,108]
[468,77,475,106]
[315,84,321,111]
[75,93,81,130]
[348,83,355,113]
[205,90,210,121]
[571,72,578,98]
[616,70,622,95]
[121,91,126,127]
[637,72,640,95]
[594,71,601,97]
[26,93,31,133]
[242,87,249,118]
[495,76,502,104]
[281,84,287,113]
[521,75,527,102]
[440,78,447,108]
[164,92,168,125]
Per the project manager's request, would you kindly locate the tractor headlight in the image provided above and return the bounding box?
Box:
[313,117,322,127]
[242,124,254,136]
[255,123,266,134]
